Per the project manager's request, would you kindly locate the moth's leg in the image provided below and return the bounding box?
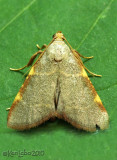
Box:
[10,50,42,71]
[37,38,55,51]
[64,37,93,59]
[6,108,10,111]
[83,65,102,77]
[72,50,101,77]
[74,50,93,59]
[36,44,47,50]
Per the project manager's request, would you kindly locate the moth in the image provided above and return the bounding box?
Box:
[7,31,109,132]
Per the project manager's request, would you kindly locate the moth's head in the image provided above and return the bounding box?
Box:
[53,31,64,40]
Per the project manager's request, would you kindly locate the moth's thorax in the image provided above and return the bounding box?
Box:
[47,40,70,62]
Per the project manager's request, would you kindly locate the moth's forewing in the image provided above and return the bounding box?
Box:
[7,53,58,130]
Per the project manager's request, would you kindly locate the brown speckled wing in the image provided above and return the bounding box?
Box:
[7,53,58,130]
[57,49,109,132]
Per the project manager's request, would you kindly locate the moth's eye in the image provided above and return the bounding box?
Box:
[52,34,55,38]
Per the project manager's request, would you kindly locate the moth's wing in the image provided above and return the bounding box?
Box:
[57,50,109,132]
[7,53,58,130]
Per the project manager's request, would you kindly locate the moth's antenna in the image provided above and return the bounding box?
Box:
[63,37,73,50]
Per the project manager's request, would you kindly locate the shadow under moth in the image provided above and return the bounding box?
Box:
[7,31,109,132]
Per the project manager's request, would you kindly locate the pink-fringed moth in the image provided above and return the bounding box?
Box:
[7,31,109,132]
